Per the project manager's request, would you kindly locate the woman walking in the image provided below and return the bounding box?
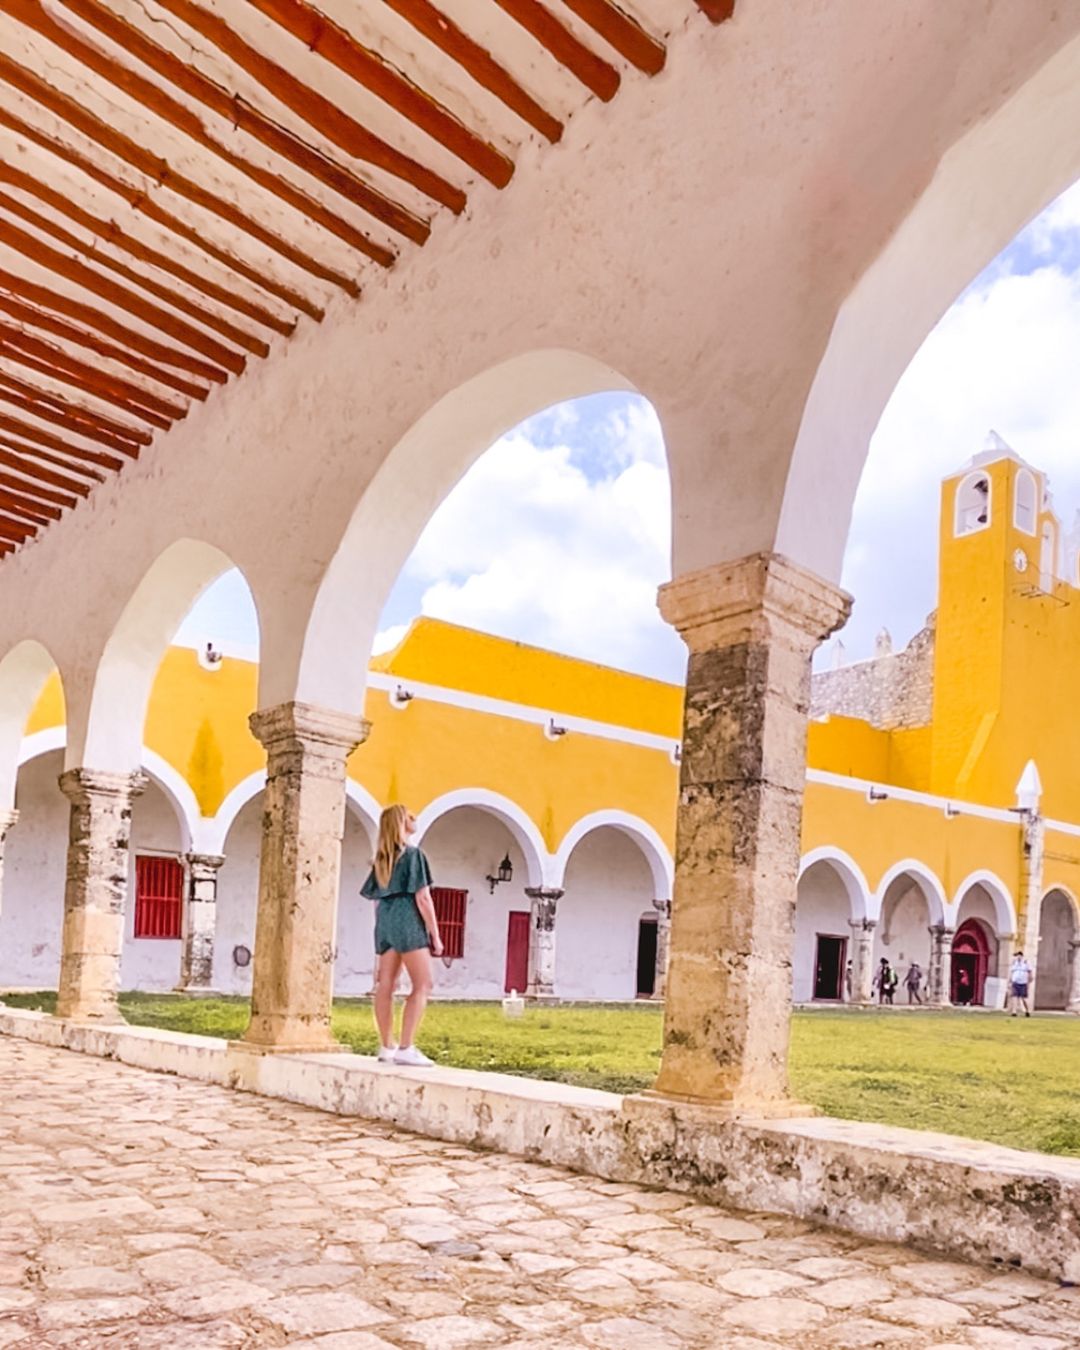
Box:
[362,804,442,1067]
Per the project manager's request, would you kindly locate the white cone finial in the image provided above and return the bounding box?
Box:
[1015,760,1043,812]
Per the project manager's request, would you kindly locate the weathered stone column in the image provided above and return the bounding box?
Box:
[927,925,955,1006]
[177,853,225,992]
[56,769,146,1023]
[0,808,18,920]
[651,898,672,1000]
[524,887,563,999]
[1067,941,1080,1014]
[240,702,369,1053]
[848,918,877,1005]
[1019,809,1045,1004]
[651,554,850,1109]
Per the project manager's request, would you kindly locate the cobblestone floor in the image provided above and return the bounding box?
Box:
[0,1040,1076,1349]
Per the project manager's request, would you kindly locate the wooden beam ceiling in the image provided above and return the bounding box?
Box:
[0,0,734,556]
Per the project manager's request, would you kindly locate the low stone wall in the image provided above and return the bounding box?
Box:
[2,1007,1077,1283]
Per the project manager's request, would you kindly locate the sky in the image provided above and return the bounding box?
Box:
[177,180,1080,684]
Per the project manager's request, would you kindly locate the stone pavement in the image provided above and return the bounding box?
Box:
[0,1039,1076,1350]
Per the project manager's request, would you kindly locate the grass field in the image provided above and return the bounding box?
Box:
[5,992,1080,1157]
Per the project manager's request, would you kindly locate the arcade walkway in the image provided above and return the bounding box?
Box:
[0,1040,1072,1350]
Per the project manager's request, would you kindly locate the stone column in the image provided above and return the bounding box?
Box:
[927,925,955,1007]
[240,702,368,1054]
[651,553,850,1109]
[651,898,672,1000]
[177,853,225,992]
[524,887,563,999]
[1019,810,1045,1003]
[1066,941,1080,1014]
[56,769,146,1023]
[848,918,877,1005]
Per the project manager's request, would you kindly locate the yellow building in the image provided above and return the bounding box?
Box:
[4,445,1079,1010]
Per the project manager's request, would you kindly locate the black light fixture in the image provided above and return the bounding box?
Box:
[486,854,513,894]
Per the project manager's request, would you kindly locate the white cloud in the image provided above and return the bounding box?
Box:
[377,398,686,682]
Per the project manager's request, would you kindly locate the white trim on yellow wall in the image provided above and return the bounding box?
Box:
[873,858,948,927]
[806,768,1019,824]
[412,788,549,889]
[365,672,680,759]
[552,810,674,897]
[950,869,1017,936]
[798,847,872,922]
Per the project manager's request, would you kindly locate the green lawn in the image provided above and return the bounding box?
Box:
[5,993,1080,1158]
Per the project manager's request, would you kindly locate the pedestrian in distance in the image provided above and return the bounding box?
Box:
[362,804,443,1066]
[873,957,892,1005]
[844,960,853,1002]
[905,961,924,1005]
[1009,950,1033,1018]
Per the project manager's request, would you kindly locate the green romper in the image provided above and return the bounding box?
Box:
[361,845,433,955]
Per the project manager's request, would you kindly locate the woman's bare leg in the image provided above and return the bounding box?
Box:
[373,951,402,1048]
[399,947,434,1050]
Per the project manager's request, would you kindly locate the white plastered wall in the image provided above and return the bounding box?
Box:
[556,828,655,1002]
[793,863,853,1004]
[0,750,65,990]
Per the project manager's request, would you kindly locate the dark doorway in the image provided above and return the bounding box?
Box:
[504,911,530,994]
[813,934,847,1001]
[951,918,991,1005]
[636,918,658,997]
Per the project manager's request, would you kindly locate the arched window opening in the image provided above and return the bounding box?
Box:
[1014,469,1037,535]
[955,472,991,537]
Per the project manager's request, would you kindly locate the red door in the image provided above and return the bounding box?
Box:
[505,911,529,994]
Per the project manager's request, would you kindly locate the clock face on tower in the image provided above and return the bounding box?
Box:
[1014,548,1029,574]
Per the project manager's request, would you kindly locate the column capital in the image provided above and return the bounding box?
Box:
[58,768,147,805]
[652,897,672,918]
[0,807,18,838]
[524,886,565,902]
[930,924,956,939]
[184,852,226,875]
[849,917,877,933]
[658,553,851,654]
[249,700,370,756]
[525,886,563,934]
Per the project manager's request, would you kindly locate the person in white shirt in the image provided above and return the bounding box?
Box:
[1009,951,1033,1018]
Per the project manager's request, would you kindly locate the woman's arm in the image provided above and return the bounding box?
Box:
[414,885,443,956]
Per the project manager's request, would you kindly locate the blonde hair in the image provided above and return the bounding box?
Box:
[373,804,410,888]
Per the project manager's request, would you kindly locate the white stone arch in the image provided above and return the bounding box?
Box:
[201,769,265,857]
[779,26,1080,583]
[344,778,380,844]
[873,859,948,927]
[552,810,673,899]
[954,471,992,537]
[76,538,249,773]
[1014,468,1038,535]
[798,846,872,923]
[412,788,548,889]
[1040,882,1080,928]
[295,349,641,715]
[949,870,1017,936]
[0,639,62,811]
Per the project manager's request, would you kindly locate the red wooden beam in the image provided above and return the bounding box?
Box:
[384,0,563,142]
[0,413,126,470]
[0,294,209,402]
[169,0,512,189]
[33,0,435,241]
[559,0,665,74]
[0,469,77,511]
[0,327,186,424]
[0,273,227,385]
[0,103,323,322]
[0,448,93,502]
[0,214,248,374]
[0,489,57,524]
[0,372,151,448]
[493,0,620,99]
[0,343,172,433]
[695,0,735,23]
[0,382,147,457]
[0,51,366,293]
[0,515,36,542]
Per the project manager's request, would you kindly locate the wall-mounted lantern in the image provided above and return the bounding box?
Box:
[486,854,513,894]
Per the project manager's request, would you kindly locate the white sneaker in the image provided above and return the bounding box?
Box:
[394,1046,435,1067]
[377,1045,398,1063]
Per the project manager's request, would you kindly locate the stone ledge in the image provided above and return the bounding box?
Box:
[0,1006,1076,1282]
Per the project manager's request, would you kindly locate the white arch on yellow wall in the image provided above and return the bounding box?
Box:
[949,870,1017,937]
[202,769,265,856]
[344,780,380,842]
[412,788,548,889]
[872,859,948,927]
[798,847,872,923]
[17,726,202,856]
[1039,883,1080,928]
[552,810,673,899]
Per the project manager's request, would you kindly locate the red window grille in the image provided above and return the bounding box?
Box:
[134,855,184,939]
[432,887,467,960]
